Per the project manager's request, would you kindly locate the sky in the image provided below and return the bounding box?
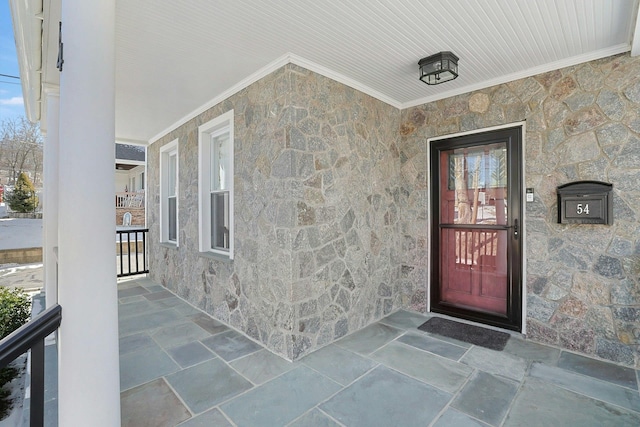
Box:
[0,1,25,123]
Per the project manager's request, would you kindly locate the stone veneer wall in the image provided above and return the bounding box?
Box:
[148,64,403,361]
[400,53,640,367]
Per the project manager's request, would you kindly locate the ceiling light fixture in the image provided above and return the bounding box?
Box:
[418,51,459,85]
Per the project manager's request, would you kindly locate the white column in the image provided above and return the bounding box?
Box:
[43,88,59,308]
[57,0,120,425]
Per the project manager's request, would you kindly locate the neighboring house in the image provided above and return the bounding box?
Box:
[115,143,146,226]
[8,0,640,425]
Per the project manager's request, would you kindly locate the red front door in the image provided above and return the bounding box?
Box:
[430,127,522,330]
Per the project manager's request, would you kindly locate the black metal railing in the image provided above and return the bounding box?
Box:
[117,228,149,278]
[0,304,62,427]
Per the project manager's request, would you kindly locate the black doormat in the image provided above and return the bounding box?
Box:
[417,317,510,351]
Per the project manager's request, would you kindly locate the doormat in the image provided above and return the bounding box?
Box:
[417,317,510,351]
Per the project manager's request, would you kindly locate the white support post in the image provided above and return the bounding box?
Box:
[43,88,59,308]
[57,0,120,425]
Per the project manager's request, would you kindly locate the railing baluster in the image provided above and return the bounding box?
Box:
[134,231,139,273]
[30,339,45,427]
[0,305,62,427]
[119,232,124,275]
[127,232,132,275]
[142,231,147,272]
[116,228,149,278]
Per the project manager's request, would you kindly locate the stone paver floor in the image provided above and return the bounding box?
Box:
[119,277,640,427]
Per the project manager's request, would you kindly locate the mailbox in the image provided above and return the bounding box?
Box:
[557,181,613,225]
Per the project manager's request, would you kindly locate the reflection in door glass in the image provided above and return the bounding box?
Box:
[446,143,507,225]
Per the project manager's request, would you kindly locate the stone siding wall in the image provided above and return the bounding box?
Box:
[287,66,403,356]
[400,53,640,367]
[148,64,402,360]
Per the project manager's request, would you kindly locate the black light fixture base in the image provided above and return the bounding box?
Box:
[419,51,459,85]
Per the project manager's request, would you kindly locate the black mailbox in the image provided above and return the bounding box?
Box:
[557,181,613,225]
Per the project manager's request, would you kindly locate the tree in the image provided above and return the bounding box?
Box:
[0,117,43,186]
[6,172,38,212]
[30,145,43,185]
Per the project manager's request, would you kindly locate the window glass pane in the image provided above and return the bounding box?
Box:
[168,153,177,197]
[211,191,229,250]
[211,133,230,191]
[168,196,177,241]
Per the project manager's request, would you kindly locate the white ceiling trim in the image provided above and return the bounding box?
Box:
[404,43,632,109]
[150,41,633,145]
[289,54,402,109]
[149,53,291,144]
[148,52,403,144]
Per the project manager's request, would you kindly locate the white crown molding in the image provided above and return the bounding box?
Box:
[288,54,402,109]
[403,44,632,109]
[149,52,403,144]
[149,42,632,144]
[149,54,292,143]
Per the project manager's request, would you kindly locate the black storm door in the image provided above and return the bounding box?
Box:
[430,126,523,331]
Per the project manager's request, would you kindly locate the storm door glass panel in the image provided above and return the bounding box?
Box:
[440,228,508,315]
[439,142,508,316]
[210,133,230,251]
[443,144,507,226]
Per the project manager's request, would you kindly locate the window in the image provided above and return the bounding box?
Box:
[160,139,179,245]
[198,110,234,259]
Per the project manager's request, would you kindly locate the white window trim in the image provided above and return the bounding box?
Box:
[160,138,179,246]
[198,110,234,259]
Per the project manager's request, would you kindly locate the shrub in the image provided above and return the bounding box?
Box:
[0,287,31,420]
[0,288,30,339]
[6,172,38,213]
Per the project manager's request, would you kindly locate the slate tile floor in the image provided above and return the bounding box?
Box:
[119,278,640,426]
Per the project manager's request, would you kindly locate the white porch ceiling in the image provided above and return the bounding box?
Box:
[34,0,640,143]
